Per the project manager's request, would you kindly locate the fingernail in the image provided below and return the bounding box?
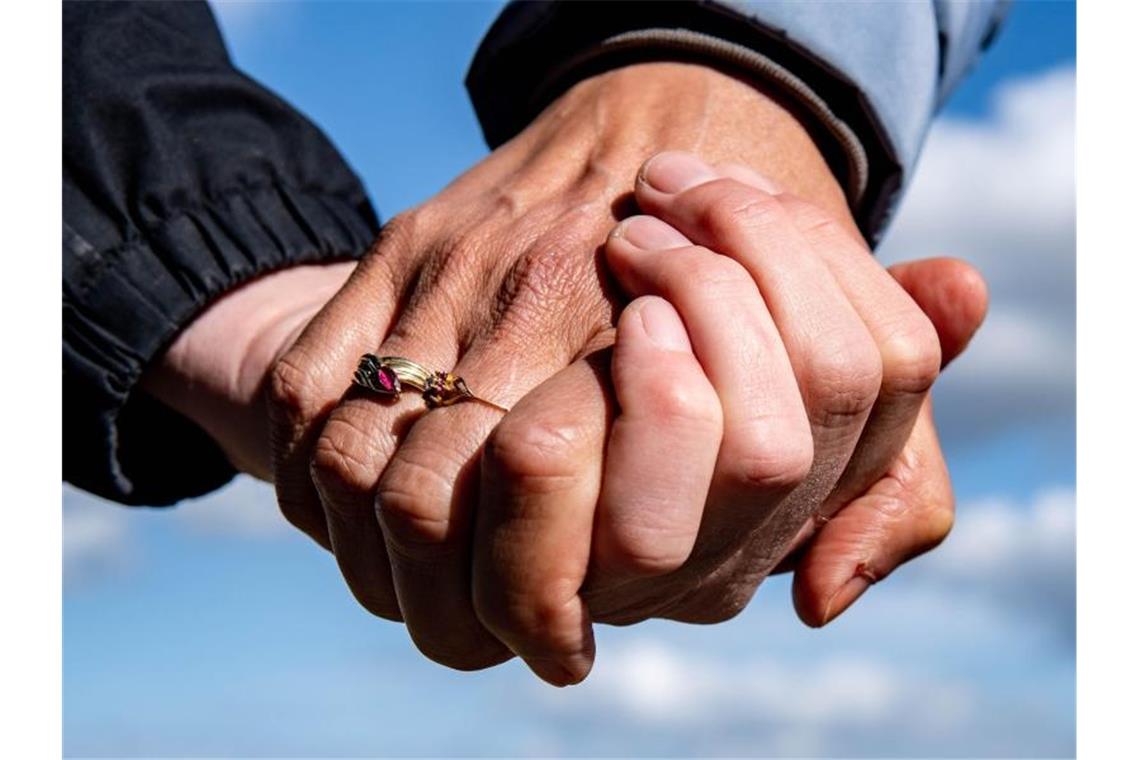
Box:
[820,571,874,625]
[640,151,719,194]
[614,215,690,250]
[723,163,782,194]
[636,297,692,352]
[524,652,594,688]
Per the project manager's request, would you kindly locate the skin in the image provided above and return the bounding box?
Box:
[142,62,988,685]
[473,154,986,684]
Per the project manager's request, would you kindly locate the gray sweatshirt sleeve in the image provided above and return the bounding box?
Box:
[465,0,1010,247]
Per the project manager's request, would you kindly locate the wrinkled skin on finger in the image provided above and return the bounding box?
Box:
[575,157,986,629]
[264,62,854,670]
[470,189,985,685]
[780,257,989,625]
[146,58,986,682]
[576,253,985,630]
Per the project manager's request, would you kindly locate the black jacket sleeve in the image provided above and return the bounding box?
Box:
[63,1,380,506]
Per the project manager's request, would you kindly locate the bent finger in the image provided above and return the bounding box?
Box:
[714,162,942,512]
[593,296,722,578]
[473,353,613,686]
[605,217,812,564]
[771,254,988,572]
[269,239,410,554]
[634,155,883,559]
[375,214,619,672]
[792,397,953,627]
[309,305,457,621]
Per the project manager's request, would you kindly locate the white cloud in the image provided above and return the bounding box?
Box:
[540,636,980,756]
[169,475,291,539]
[523,484,1075,756]
[64,476,291,551]
[878,67,1075,444]
[576,639,963,728]
[62,476,291,590]
[931,488,1074,576]
[912,486,1075,637]
[63,491,134,586]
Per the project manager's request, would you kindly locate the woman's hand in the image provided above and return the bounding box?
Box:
[469,152,987,685]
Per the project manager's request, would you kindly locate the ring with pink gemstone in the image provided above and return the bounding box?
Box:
[352,354,509,413]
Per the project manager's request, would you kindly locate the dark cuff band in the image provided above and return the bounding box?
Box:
[63,183,378,505]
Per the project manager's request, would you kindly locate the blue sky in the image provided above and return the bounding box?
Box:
[64,2,1076,757]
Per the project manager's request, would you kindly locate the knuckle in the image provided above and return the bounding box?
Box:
[734,445,815,493]
[789,199,853,241]
[484,415,583,488]
[864,490,955,558]
[916,499,955,554]
[696,180,783,237]
[727,417,815,491]
[790,199,839,231]
[309,417,381,510]
[510,592,563,641]
[375,454,456,550]
[878,316,943,397]
[778,194,871,253]
[506,238,584,306]
[666,247,751,294]
[475,581,581,659]
[413,229,480,299]
[638,369,722,432]
[379,207,431,251]
[267,351,319,424]
[491,239,600,347]
[526,596,581,655]
[360,209,428,280]
[607,523,694,576]
[864,491,912,522]
[671,582,756,624]
[802,330,883,426]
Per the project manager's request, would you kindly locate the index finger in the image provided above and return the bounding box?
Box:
[268,244,408,553]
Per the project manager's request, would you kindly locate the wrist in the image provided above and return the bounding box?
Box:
[141,261,355,479]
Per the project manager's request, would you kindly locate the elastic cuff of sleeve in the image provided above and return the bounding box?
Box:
[63,183,380,506]
[466,4,904,246]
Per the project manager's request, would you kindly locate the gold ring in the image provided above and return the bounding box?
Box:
[352,354,509,413]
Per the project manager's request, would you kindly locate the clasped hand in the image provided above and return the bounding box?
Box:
[156,64,987,686]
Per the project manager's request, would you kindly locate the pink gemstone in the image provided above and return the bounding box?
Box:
[375,366,400,395]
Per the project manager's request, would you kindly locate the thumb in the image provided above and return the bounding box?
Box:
[886,257,988,368]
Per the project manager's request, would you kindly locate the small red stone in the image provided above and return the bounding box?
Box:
[375,366,401,395]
